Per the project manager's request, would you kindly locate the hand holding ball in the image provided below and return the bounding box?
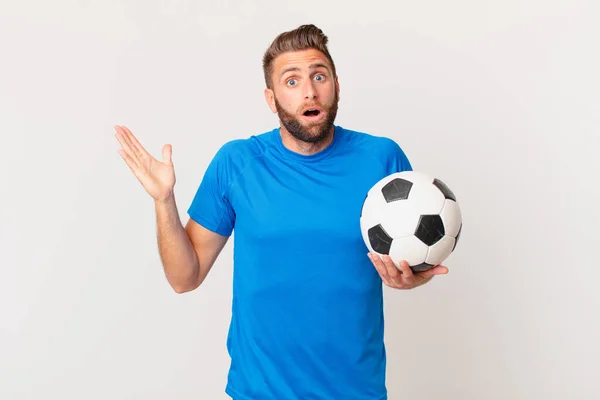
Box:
[360,171,462,273]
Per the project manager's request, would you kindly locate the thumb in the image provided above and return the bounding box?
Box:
[162,144,172,164]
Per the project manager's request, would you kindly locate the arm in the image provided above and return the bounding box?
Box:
[114,125,231,294]
[155,194,229,294]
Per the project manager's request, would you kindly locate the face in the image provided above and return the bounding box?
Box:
[265,49,340,144]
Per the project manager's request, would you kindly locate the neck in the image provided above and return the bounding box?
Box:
[279,125,335,156]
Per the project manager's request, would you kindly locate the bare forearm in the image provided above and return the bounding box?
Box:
[155,194,199,292]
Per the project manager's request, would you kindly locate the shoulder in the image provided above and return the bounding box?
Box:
[214,134,266,159]
[210,129,274,167]
[336,126,412,173]
[201,129,276,191]
[338,126,408,157]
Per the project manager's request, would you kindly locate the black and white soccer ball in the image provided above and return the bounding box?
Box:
[360,171,462,272]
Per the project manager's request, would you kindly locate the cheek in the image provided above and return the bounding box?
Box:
[320,84,336,102]
[279,94,298,110]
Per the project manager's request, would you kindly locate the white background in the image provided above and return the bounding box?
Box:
[1,0,598,399]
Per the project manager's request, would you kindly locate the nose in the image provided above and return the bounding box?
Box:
[303,80,317,100]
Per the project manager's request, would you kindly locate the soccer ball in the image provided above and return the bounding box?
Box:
[360,171,462,272]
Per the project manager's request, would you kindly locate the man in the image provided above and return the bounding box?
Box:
[115,24,448,400]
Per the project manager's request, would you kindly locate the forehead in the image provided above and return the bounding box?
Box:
[272,49,332,75]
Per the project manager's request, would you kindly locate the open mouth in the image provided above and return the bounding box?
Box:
[301,108,325,121]
[303,109,321,117]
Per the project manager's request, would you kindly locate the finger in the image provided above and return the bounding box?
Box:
[435,265,449,274]
[162,144,172,165]
[114,126,140,159]
[368,253,390,283]
[115,125,144,161]
[115,131,141,169]
[121,125,150,159]
[420,265,449,279]
[382,255,402,281]
[397,260,414,279]
[118,147,142,176]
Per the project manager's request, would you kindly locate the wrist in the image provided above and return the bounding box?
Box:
[155,192,175,206]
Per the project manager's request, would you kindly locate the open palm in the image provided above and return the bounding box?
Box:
[115,125,176,202]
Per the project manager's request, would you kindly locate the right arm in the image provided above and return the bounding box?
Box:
[155,194,228,293]
[114,124,229,294]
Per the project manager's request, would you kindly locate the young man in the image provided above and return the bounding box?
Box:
[115,24,448,400]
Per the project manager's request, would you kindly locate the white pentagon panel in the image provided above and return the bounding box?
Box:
[439,199,462,237]
[405,182,446,215]
[378,202,422,238]
[425,235,456,265]
[388,235,429,267]
[361,192,391,224]
[362,189,391,215]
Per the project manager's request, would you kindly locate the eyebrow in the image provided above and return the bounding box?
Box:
[279,62,331,79]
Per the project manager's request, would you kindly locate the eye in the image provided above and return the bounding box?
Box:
[314,74,325,81]
[287,78,297,86]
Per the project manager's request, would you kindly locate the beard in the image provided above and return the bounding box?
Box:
[274,90,339,144]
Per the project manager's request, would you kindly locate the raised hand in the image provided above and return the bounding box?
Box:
[367,253,448,290]
[114,125,176,202]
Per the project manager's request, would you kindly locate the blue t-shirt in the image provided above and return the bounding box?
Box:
[187,125,412,400]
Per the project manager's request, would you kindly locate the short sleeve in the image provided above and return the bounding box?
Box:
[187,145,236,237]
[387,139,413,174]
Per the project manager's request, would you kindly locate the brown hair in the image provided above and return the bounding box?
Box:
[262,24,337,89]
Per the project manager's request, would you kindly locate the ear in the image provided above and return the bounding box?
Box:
[264,88,277,113]
[335,76,340,98]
